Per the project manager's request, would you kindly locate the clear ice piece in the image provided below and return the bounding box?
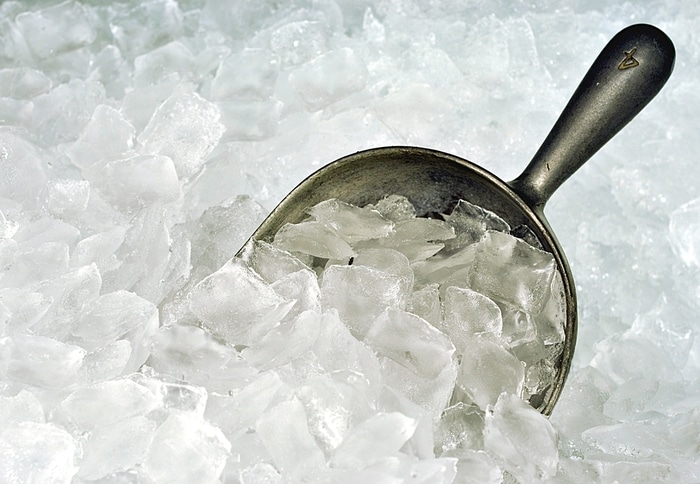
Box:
[364,218,455,262]
[468,230,555,313]
[331,412,418,469]
[142,412,231,483]
[255,398,327,477]
[273,221,355,259]
[484,393,558,482]
[434,402,485,454]
[367,194,417,222]
[0,422,78,483]
[455,335,524,411]
[443,199,510,249]
[443,286,503,353]
[320,265,407,338]
[307,199,393,244]
[189,258,294,346]
[365,307,454,379]
[239,239,310,284]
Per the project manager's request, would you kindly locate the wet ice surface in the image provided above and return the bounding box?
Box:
[0,0,697,482]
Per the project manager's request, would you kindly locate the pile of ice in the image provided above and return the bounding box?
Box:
[0,0,698,482]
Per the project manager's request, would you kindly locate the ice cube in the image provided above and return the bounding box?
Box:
[443,286,503,352]
[212,48,278,101]
[60,379,159,431]
[442,449,502,484]
[484,393,558,482]
[0,67,51,99]
[87,154,181,213]
[408,283,441,327]
[308,199,393,244]
[273,220,355,259]
[455,335,524,410]
[255,398,327,477]
[468,230,556,314]
[0,334,85,389]
[45,179,91,220]
[412,243,477,289]
[147,323,259,394]
[311,309,381,380]
[189,258,294,346]
[218,99,284,141]
[65,104,135,170]
[603,376,658,420]
[79,339,132,384]
[363,217,455,262]
[72,290,158,373]
[110,0,184,57]
[500,304,537,346]
[0,390,45,426]
[70,227,127,273]
[14,1,95,59]
[379,356,458,418]
[354,248,413,296]
[239,239,310,284]
[137,84,224,178]
[78,416,157,481]
[331,412,418,468]
[443,199,510,249]
[132,41,196,87]
[142,412,231,483]
[191,195,268,275]
[320,264,407,338]
[270,19,331,68]
[0,422,78,483]
[241,310,321,370]
[534,269,566,345]
[206,371,285,439]
[434,402,485,454]
[0,128,47,208]
[270,269,321,320]
[367,194,417,222]
[365,307,455,379]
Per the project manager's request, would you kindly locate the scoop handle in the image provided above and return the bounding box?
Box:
[509,24,675,210]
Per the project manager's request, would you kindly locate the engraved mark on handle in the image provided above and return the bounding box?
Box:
[618,47,639,70]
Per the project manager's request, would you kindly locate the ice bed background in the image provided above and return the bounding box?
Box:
[0,0,698,482]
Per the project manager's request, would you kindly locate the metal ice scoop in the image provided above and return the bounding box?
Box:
[237,24,675,414]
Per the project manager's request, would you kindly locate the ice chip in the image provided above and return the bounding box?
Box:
[434,402,485,454]
[88,154,181,212]
[239,239,310,284]
[46,179,91,219]
[331,412,418,468]
[0,128,47,208]
[320,264,407,338]
[484,393,558,482]
[364,217,455,262]
[308,198,393,244]
[79,339,132,384]
[255,398,327,477]
[142,412,231,483]
[270,268,321,320]
[289,48,368,111]
[456,335,524,410]
[189,258,294,346]
[14,1,95,59]
[0,67,51,99]
[137,84,224,178]
[669,197,700,268]
[443,286,503,352]
[65,104,135,170]
[212,48,278,101]
[500,304,537,346]
[274,220,355,260]
[60,379,159,431]
[408,283,441,327]
[111,0,184,57]
[367,194,417,222]
[469,230,556,313]
[365,307,454,379]
[443,199,510,249]
[0,422,78,483]
[78,416,157,481]
[241,310,321,370]
[219,99,283,141]
[0,334,85,389]
[0,390,45,426]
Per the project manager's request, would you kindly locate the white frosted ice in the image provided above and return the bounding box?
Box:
[0,1,694,482]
